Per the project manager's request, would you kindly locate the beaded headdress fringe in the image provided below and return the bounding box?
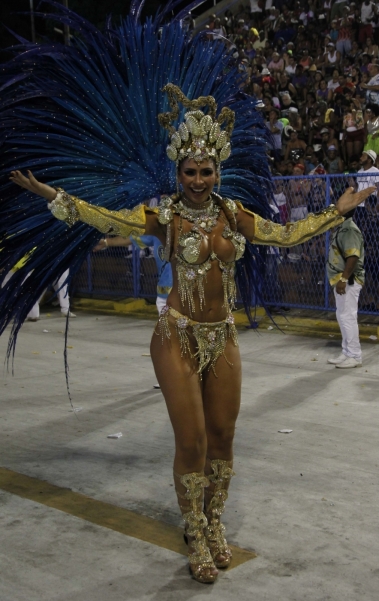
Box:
[158,83,235,165]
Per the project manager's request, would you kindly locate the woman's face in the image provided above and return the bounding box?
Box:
[178,158,218,204]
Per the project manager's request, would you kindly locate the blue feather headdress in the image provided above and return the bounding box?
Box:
[0,0,272,362]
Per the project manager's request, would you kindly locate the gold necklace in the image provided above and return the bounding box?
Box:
[175,196,220,233]
[181,195,213,211]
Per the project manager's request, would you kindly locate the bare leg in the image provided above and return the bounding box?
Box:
[202,340,241,567]
[353,139,363,160]
[150,321,218,582]
[151,321,207,474]
[346,140,353,163]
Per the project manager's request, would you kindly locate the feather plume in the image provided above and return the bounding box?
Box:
[0,0,272,360]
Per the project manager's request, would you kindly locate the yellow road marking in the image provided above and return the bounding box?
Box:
[0,467,256,568]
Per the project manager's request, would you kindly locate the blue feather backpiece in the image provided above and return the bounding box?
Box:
[0,0,272,361]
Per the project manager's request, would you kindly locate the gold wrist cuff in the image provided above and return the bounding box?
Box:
[50,188,147,237]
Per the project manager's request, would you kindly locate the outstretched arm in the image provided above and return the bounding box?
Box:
[236,186,377,247]
[10,169,57,200]
[10,170,163,240]
[93,236,132,251]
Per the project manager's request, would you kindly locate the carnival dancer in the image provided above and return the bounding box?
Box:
[9,84,375,584]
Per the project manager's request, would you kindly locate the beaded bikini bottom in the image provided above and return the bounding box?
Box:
[157,306,238,376]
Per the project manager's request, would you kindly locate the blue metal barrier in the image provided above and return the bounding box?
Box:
[72,173,379,316]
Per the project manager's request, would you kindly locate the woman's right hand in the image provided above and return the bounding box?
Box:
[93,239,108,252]
[9,170,58,202]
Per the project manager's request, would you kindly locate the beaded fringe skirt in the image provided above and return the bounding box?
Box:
[157,306,238,376]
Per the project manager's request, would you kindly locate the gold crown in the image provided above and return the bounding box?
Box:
[158,84,235,165]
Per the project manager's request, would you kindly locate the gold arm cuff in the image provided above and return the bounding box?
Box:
[245,205,344,247]
[50,189,147,237]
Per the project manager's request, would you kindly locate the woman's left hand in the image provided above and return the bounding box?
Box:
[9,170,57,202]
[335,186,377,215]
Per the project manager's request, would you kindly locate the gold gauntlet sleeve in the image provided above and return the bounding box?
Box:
[248,205,344,247]
[49,189,147,237]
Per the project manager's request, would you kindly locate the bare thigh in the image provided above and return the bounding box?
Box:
[202,338,242,460]
[150,322,207,472]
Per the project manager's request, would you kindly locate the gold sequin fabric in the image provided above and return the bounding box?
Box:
[245,204,344,247]
[158,306,238,376]
[158,83,234,165]
[206,460,235,518]
[50,189,147,238]
[205,460,235,565]
[177,472,215,573]
[165,194,241,316]
[175,253,237,316]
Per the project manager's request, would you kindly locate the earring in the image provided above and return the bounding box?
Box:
[217,167,221,193]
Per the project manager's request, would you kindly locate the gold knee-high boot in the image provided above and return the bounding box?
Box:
[204,459,235,569]
[174,471,218,584]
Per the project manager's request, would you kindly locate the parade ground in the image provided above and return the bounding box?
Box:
[0,311,378,601]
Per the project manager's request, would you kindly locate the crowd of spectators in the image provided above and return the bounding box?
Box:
[201,0,379,177]
[196,1,379,312]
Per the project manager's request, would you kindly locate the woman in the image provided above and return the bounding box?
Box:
[355,71,370,102]
[316,79,329,101]
[267,51,285,77]
[287,108,303,137]
[363,37,379,59]
[9,84,373,585]
[364,103,379,155]
[351,66,361,86]
[335,15,354,58]
[347,41,362,64]
[342,99,365,162]
[284,127,307,163]
[299,49,312,71]
[277,72,297,100]
[324,42,341,76]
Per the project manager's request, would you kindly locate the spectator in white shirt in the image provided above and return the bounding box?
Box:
[266,108,284,160]
[353,149,379,230]
[362,62,379,105]
[359,0,377,44]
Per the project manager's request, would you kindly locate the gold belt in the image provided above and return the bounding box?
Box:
[157,306,238,377]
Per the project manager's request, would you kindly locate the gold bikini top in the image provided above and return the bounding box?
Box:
[158,193,245,315]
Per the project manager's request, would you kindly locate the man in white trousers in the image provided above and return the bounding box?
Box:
[1,266,76,321]
[37,269,76,320]
[326,209,365,368]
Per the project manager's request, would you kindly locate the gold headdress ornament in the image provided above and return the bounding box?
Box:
[158,83,235,165]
